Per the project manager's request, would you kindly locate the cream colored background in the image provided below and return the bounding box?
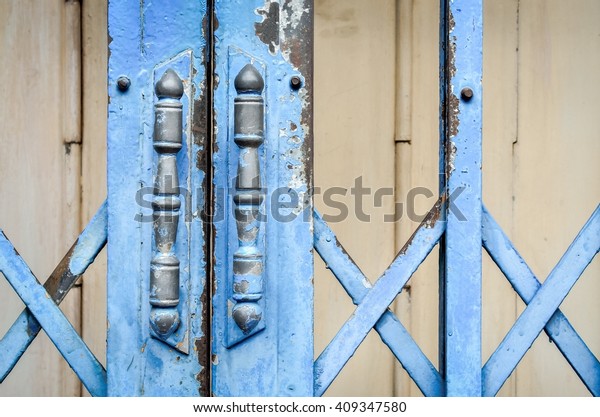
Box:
[0,0,598,396]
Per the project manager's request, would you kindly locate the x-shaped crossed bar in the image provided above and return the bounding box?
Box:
[482,204,600,396]
[314,199,599,396]
[0,202,108,396]
[313,198,446,396]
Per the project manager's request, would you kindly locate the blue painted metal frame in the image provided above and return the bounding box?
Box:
[482,205,600,396]
[440,0,484,396]
[314,200,445,396]
[2,0,595,398]
[0,201,107,383]
[0,230,107,396]
[107,0,209,396]
[313,209,445,397]
[211,0,314,396]
[311,0,597,398]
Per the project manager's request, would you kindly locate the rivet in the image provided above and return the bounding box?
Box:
[117,76,131,92]
[460,87,473,101]
[290,76,302,91]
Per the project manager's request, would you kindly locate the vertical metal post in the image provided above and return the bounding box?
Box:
[440,0,483,396]
[211,0,314,396]
[107,0,209,396]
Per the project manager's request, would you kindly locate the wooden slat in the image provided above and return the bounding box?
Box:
[481,0,519,397]
[80,0,108,395]
[314,0,397,396]
[393,0,415,396]
[513,0,600,396]
[0,0,82,396]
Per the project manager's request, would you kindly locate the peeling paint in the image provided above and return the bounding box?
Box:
[255,1,280,55]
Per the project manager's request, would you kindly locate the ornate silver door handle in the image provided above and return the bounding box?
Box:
[149,69,184,339]
[229,63,266,344]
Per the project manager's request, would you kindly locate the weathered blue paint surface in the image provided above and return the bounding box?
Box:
[483,204,600,396]
[313,209,444,397]
[440,0,483,396]
[0,232,107,396]
[107,0,209,396]
[0,201,107,383]
[482,205,600,396]
[212,0,314,396]
[314,200,445,396]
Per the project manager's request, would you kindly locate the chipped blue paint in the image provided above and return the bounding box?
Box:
[314,200,445,396]
[107,0,208,396]
[313,209,445,397]
[483,204,600,397]
[482,205,600,396]
[0,232,107,396]
[69,201,108,275]
[0,201,107,383]
[440,0,483,396]
[212,0,314,396]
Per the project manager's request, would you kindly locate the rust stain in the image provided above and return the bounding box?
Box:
[255,2,280,55]
[191,9,213,398]
[397,195,444,256]
[444,8,458,180]
[195,336,209,397]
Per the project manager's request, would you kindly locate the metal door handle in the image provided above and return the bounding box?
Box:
[149,69,183,339]
[230,64,266,340]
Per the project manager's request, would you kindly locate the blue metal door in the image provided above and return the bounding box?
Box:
[1,0,598,397]
[105,0,313,396]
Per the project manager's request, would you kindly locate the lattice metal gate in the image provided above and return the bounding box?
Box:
[1,0,598,397]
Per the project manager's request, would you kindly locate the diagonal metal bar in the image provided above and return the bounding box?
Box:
[314,209,445,397]
[482,204,600,397]
[0,232,107,396]
[482,205,600,396]
[314,197,445,396]
[0,201,107,383]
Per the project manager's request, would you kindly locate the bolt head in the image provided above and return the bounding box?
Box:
[117,76,131,92]
[460,87,474,101]
[290,76,302,91]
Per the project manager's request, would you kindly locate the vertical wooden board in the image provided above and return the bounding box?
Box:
[399,0,441,397]
[514,0,600,396]
[81,0,108,393]
[481,0,519,397]
[314,0,396,396]
[0,0,82,396]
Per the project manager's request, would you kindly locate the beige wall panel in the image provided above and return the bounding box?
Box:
[314,0,397,396]
[514,0,600,396]
[81,0,108,395]
[0,0,82,396]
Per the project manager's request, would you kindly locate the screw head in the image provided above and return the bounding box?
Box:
[117,76,131,92]
[290,76,302,91]
[460,87,474,101]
